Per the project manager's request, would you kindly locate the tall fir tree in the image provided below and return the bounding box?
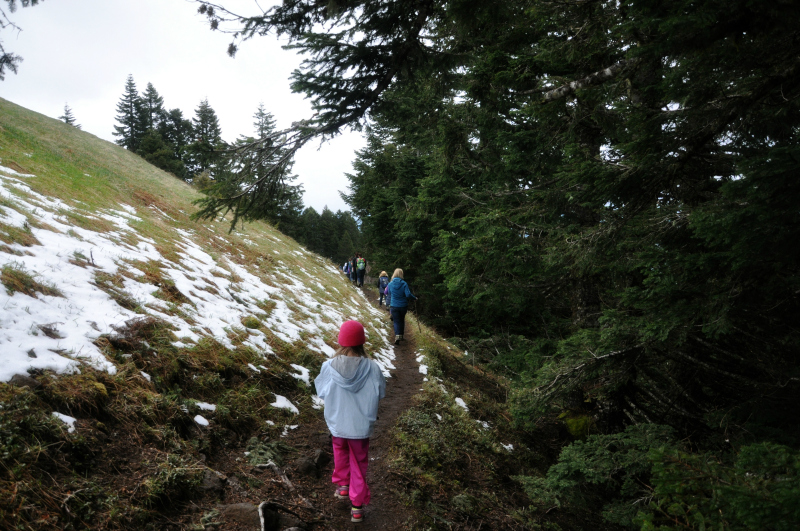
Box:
[187,98,223,176]
[158,108,194,178]
[253,102,276,139]
[139,82,165,132]
[112,74,144,151]
[58,103,80,129]
[194,102,305,230]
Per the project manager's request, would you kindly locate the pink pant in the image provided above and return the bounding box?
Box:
[331,436,371,506]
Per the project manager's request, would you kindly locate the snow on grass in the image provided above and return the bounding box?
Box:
[290,364,311,386]
[271,394,299,415]
[312,395,324,410]
[281,424,299,437]
[501,443,514,452]
[0,160,398,449]
[455,397,469,411]
[52,412,77,433]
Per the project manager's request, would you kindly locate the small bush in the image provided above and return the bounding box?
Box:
[241,315,262,329]
[245,436,294,466]
[142,454,202,507]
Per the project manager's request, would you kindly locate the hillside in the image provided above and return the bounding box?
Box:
[0,97,399,529]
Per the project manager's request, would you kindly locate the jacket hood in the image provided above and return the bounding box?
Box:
[329,356,371,392]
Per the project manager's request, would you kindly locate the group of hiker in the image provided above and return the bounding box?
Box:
[342,253,367,287]
[341,255,418,346]
[320,257,420,524]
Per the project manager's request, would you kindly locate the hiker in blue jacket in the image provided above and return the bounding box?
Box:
[387,268,417,345]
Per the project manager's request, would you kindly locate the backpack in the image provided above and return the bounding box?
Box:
[379,276,389,290]
[357,257,366,270]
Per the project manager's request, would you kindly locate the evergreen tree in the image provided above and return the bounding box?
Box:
[253,102,276,139]
[336,230,355,265]
[139,82,165,132]
[138,129,186,177]
[193,102,306,230]
[58,103,80,129]
[158,108,194,173]
[112,74,144,151]
[187,98,223,176]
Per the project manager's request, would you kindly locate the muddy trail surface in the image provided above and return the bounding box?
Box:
[290,283,424,530]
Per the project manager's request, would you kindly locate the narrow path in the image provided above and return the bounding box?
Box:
[318,283,424,529]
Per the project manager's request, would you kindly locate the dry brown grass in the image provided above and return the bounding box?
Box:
[0,220,41,246]
[1,262,63,298]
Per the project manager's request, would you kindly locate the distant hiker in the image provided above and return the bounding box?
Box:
[384,284,392,317]
[377,270,389,306]
[356,253,367,287]
[314,321,386,524]
[343,261,350,277]
[387,268,417,345]
[350,255,358,284]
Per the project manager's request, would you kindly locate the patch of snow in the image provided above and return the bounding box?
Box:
[502,443,514,452]
[312,395,324,410]
[196,402,216,411]
[455,398,469,411]
[281,424,299,437]
[290,364,310,385]
[140,371,151,382]
[247,363,261,373]
[194,414,209,427]
[419,365,428,375]
[52,412,77,433]
[271,394,299,414]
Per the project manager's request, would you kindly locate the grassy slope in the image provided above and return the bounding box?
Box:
[0,97,394,530]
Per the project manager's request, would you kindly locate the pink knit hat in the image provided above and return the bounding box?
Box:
[338,320,366,347]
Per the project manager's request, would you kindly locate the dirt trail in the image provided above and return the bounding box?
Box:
[300,283,424,530]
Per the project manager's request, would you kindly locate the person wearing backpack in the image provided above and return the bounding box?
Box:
[350,255,358,284]
[376,271,389,306]
[387,268,417,344]
[356,253,367,287]
[314,321,386,523]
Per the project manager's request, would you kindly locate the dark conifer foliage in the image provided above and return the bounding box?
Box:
[187,98,224,177]
[139,82,165,131]
[157,108,194,178]
[112,74,143,151]
[193,102,307,231]
[58,103,80,129]
[197,1,800,526]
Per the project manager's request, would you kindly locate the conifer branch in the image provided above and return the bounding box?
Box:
[539,59,639,102]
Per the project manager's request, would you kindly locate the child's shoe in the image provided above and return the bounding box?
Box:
[334,485,349,499]
[351,505,364,523]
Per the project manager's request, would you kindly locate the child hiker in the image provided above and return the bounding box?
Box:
[377,271,390,307]
[314,320,386,523]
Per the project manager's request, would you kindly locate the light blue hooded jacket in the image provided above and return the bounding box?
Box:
[314,356,386,439]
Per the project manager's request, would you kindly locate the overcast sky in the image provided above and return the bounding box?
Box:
[1,0,363,213]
